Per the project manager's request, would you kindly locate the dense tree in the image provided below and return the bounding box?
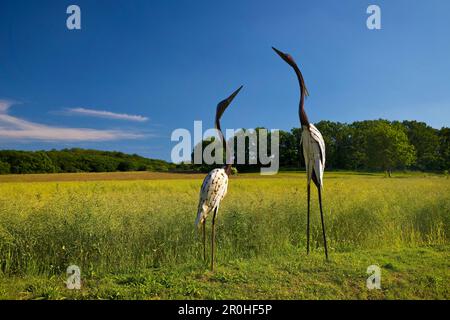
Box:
[0,151,56,174]
[439,127,450,170]
[0,160,10,174]
[117,161,134,172]
[363,121,416,175]
[402,121,441,170]
[279,129,299,167]
[0,149,175,174]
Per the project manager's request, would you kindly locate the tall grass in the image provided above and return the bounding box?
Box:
[0,174,448,276]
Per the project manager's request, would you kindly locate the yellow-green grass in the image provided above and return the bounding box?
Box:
[0,172,448,299]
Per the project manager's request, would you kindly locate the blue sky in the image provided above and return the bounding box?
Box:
[1,0,449,161]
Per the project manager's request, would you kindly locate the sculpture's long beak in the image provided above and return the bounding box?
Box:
[272,46,289,63]
[227,85,243,103]
[272,46,285,58]
[216,85,243,121]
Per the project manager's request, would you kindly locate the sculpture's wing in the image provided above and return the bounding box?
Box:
[309,124,326,169]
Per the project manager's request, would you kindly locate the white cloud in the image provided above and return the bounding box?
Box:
[66,107,149,122]
[0,100,14,113]
[0,100,143,142]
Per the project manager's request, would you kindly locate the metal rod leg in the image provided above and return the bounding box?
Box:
[307,183,311,255]
[211,208,218,271]
[318,187,329,260]
[202,221,206,262]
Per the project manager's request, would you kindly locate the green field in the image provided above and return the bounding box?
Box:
[0,171,449,299]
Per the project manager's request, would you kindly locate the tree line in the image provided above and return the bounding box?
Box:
[192,119,449,174]
[0,120,448,175]
[0,148,175,174]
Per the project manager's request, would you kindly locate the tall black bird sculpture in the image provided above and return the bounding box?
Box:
[272,47,328,260]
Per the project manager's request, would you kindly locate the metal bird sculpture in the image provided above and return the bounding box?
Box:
[272,47,328,260]
[195,85,243,271]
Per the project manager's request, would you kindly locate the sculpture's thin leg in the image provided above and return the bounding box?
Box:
[211,208,218,271]
[307,182,311,255]
[202,220,206,262]
[318,186,329,260]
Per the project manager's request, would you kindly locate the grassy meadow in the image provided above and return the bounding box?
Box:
[0,171,449,299]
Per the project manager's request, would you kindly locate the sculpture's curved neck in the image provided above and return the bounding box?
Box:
[215,118,232,175]
[293,64,309,128]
